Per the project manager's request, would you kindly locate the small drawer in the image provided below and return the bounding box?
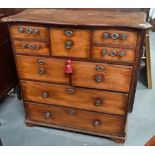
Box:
[50,28,90,58]
[93,30,138,49]
[22,81,128,116]
[16,56,69,84]
[92,46,135,64]
[13,40,50,56]
[26,102,125,136]
[72,61,132,92]
[11,25,49,42]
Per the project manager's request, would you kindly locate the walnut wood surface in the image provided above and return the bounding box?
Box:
[51,28,90,58]
[16,56,69,84]
[21,80,128,116]
[2,9,151,29]
[92,46,135,64]
[26,102,125,136]
[72,61,132,92]
[93,29,138,49]
[13,40,50,56]
[11,25,49,42]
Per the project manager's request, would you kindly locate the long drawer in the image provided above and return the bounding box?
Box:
[21,81,128,115]
[26,102,125,136]
[16,56,132,92]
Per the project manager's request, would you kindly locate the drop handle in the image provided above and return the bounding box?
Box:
[41,92,49,98]
[94,99,103,106]
[67,109,76,115]
[64,30,73,37]
[110,33,120,40]
[65,40,73,49]
[95,75,103,82]
[66,88,75,94]
[44,112,51,119]
[39,67,46,75]
[92,120,101,127]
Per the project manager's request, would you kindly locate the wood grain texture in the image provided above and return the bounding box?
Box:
[92,46,135,64]
[51,28,90,58]
[2,9,151,29]
[26,102,125,136]
[13,40,50,56]
[72,61,132,92]
[11,24,49,42]
[21,80,128,116]
[16,56,69,84]
[93,29,138,49]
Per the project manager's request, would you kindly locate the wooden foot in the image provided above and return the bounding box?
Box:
[25,122,34,127]
[110,137,125,144]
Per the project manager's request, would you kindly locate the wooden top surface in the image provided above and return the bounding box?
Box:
[1,9,151,29]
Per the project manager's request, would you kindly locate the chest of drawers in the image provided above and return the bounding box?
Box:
[2,9,151,143]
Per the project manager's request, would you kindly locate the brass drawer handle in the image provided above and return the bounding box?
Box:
[64,30,73,37]
[95,75,103,82]
[65,40,73,49]
[38,59,45,65]
[121,33,127,40]
[92,120,101,127]
[103,32,110,39]
[96,66,104,72]
[109,50,117,57]
[119,51,126,57]
[26,27,33,34]
[42,92,48,98]
[18,27,24,33]
[110,33,120,40]
[101,49,107,56]
[66,88,75,94]
[94,99,103,106]
[67,109,76,115]
[29,44,40,50]
[39,67,46,75]
[44,112,51,119]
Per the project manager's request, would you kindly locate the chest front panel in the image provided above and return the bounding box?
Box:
[10,21,143,143]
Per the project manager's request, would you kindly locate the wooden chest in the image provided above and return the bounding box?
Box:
[2,9,151,143]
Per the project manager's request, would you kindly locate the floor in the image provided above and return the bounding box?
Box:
[0,32,155,146]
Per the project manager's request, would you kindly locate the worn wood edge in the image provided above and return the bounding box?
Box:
[1,18,152,30]
[25,119,126,144]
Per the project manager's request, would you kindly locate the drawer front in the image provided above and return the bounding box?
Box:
[16,56,69,84]
[93,46,135,64]
[11,25,49,42]
[50,28,90,58]
[26,102,125,136]
[22,81,128,115]
[13,40,49,56]
[93,30,137,49]
[72,61,132,92]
